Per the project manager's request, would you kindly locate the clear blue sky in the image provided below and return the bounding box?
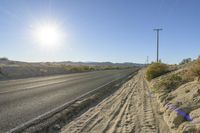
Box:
[0,0,200,64]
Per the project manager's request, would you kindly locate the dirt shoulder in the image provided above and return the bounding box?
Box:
[61,70,170,133]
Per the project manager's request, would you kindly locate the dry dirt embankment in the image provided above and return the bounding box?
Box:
[61,70,170,133]
[150,66,200,133]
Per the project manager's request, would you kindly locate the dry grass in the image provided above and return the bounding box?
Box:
[191,58,200,81]
[153,74,185,93]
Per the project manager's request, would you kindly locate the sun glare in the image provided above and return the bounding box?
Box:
[33,23,64,48]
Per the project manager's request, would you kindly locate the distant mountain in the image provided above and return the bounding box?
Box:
[0,58,143,80]
[58,61,144,67]
[0,58,144,67]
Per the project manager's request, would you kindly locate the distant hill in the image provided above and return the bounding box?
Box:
[0,58,144,67]
[58,61,144,67]
[0,58,143,80]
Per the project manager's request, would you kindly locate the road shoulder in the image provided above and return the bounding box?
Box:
[61,70,170,133]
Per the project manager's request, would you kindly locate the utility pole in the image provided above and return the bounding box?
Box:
[153,28,162,62]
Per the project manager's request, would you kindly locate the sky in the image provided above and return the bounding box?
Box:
[0,0,200,64]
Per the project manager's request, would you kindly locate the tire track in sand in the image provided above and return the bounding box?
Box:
[61,71,168,133]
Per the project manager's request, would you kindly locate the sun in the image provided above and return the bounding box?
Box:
[33,23,64,48]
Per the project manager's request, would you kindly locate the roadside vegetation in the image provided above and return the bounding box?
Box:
[63,65,131,72]
[153,74,187,93]
[146,57,200,133]
[0,57,8,61]
[191,57,200,81]
[145,62,169,81]
[147,58,198,93]
[179,58,192,65]
[0,65,3,74]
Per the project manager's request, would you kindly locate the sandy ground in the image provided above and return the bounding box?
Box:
[61,71,170,133]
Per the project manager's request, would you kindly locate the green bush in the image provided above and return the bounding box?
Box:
[153,74,185,92]
[146,63,169,81]
[191,58,200,81]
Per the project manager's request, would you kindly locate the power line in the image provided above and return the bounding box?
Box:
[153,28,162,62]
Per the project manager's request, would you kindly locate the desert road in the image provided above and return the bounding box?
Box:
[0,69,135,132]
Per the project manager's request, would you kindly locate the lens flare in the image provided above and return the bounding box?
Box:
[33,22,64,49]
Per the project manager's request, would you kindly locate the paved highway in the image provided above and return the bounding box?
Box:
[0,69,135,132]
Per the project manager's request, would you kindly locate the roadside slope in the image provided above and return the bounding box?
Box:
[61,70,170,133]
[150,64,200,133]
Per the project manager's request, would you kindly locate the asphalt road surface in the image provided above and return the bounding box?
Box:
[0,69,135,132]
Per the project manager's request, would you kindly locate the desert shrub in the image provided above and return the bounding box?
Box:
[89,67,95,71]
[63,65,131,72]
[0,65,3,74]
[191,58,200,81]
[103,66,121,70]
[146,63,169,81]
[153,74,185,92]
[64,65,94,72]
[181,69,195,82]
[179,58,192,65]
[0,57,8,61]
[168,64,179,71]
